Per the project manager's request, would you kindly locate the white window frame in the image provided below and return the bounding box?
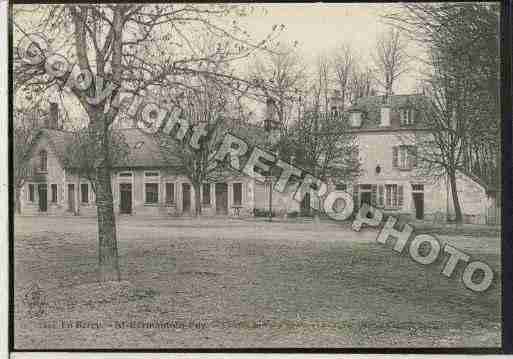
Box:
[118,171,133,179]
[398,145,417,170]
[385,184,399,209]
[144,171,160,179]
[39,149,48,172]
[400,108,414,125]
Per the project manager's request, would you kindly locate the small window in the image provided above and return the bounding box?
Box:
[145,171,159,177]
[335,183,347,191]
[202,183,211,205]
[39,150,47,172]
[233,183,242,206]
[165,183,175,204]
[81,183,89,203]
[400,108,414,125]
[145,183,159,204]
[119,172,133,177]
[51,184,57,203]
[412,184,424,192]
[28,184,34,202]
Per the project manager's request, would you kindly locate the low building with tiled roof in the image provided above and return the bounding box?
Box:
[18,107,301,218]
[18,94,497,223]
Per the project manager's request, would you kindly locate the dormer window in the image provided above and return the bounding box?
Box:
[350,111,362,127]
[400,108,414,125]
[39,150,47,172]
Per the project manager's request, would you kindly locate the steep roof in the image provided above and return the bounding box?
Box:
[40,129,74,163]
[41,124,272,170]
[347,94,430,130]
[41,128,181,169]
[115,128,177,168]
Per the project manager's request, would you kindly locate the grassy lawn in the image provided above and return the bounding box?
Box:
[14,216,501,349]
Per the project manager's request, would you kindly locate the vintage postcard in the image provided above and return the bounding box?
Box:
[9,1,506,352]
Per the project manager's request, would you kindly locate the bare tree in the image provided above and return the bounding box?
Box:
[63,128,130,215]
[157,75,231,217]
[373,28,409,100]
[14,4,280,281]
[332,43,355,111]
[250,42,306,129]
[13,107,42,214]
[350,65,375,103]
[388,3,500,222]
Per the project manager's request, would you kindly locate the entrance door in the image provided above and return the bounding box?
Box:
[38,184,47,212]
[120,183,132,214]
[215,183,228,215]
[182,183,191,214]
[300,192,311,216]
[413,193,424,220]
[67,184,75,212]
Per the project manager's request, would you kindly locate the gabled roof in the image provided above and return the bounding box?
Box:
[347,94,429,130]
[115,128,177,168]
[40,128,180,169]
[43,129,75,162]
[40,124,273,170]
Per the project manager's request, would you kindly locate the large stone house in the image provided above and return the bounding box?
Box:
[18,94,497,223]
[344,94,496,224]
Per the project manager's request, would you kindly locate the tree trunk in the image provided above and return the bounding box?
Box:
[15,185,22,215]
[96,165,121,282]
[76,179,81,216]
[193,182,202,217]
[448,171,463,224]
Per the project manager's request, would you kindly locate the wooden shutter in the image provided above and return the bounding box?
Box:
[352,185,359,211]
[410,146,417,168]
[378,185,384,207]
[398,185,404,208]
[392,146,398,168]
[371,185,377,206]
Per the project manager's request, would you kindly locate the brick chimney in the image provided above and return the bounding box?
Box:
[49,102,59,129]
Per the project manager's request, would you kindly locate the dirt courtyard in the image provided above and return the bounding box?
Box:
[13,215,501,349]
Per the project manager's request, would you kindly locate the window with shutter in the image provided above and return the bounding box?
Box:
[371,185,377,206]
[410,146,417,168]
[352,186,359,211]
[392,146,398,167]
[398,185,404,208]
[385,184,400,209]
[378,185,384,207]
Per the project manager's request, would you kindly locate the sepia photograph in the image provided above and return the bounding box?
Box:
[10,2,504,351]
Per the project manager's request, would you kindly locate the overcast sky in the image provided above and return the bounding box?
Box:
[241,3,422,95]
